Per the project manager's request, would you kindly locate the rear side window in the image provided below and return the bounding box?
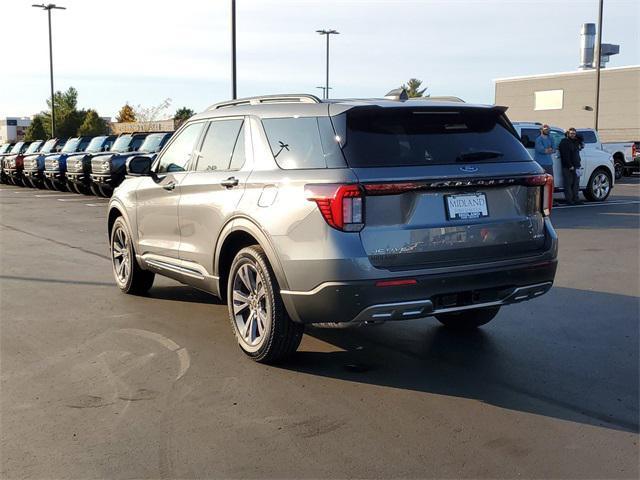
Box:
[337,107,531,167]
[262,117,343,169]
[196,119,244,172]
[520,128,540,148]
[577,130,597,144]
[157,122,204,173]
[130,135,146,152]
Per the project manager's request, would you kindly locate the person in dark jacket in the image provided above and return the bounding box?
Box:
[558,127,582,205]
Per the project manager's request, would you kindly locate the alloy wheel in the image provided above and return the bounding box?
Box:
[232,262,270,349]
[592,172,610,200]
[111,226,131,285]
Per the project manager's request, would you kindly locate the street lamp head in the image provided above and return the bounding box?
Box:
[316,29,340,35]
[31,3,66,9]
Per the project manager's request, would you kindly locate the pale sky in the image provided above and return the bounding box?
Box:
[1,0,638,119]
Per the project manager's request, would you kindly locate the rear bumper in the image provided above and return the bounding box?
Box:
[281,257,558,325]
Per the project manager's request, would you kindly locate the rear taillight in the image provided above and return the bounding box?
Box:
[543,174,554,216]
[526,174,553,216]
[632,144,637,158]
[305,184,364,232]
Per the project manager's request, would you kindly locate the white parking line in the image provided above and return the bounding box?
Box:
[57,198,93,202]
[85,203,109,207]
[554,200,640,209]
[34,193,73,197]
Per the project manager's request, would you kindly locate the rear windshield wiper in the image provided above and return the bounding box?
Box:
[456,150,504,162]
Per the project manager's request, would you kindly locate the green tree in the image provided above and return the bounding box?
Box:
[116,103,136,123]
[41,87,86,137]
[77,109,109,136]
[24,115,49,141]
[401,78,428,98]
[174,107,195,126]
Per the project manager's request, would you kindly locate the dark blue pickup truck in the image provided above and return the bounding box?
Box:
[90,132,172,196]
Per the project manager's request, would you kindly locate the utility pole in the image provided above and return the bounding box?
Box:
[594,0,604,131]
[231,0,237,99]
[316,29,339,99]
[32,3,66,138]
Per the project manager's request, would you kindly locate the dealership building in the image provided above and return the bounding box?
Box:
[0,117,32,143]
[495,64,639,143]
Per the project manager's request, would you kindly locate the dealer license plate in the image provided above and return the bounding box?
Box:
[445,193,489,220]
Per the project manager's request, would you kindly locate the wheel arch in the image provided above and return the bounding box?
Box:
[215,217,289,303]
[107,200,135,243]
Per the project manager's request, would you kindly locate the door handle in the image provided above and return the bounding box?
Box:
[220,176,239,188]
[162,181,176,191]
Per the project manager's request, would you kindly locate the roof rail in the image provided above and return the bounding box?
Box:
[207,94,322,110]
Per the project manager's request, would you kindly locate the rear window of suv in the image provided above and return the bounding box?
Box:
[335,107,531,167]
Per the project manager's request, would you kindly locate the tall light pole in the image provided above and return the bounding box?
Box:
[594,0,604,131]
[316,29,339,99]
[316,86,332,98]
[32,3,65,138]
[231,0,237,99]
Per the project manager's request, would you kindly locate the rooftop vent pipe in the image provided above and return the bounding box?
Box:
[579,23,596,70]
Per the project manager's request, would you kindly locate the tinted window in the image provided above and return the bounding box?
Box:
[130,135,146,152]
[196,119,243,172]
[263,117,340,169]
[157,123,204,173]
[338,107,531,167]
[577,130,597,144]
[77,138,91,152]
[520,128,540,148]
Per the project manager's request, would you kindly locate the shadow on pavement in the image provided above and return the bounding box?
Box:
[147,285,224,305]
[278,286,639,434]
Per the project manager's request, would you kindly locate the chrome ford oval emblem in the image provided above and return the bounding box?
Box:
[460,166,479,173]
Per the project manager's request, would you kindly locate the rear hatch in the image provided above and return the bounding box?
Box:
[335,105,550,270]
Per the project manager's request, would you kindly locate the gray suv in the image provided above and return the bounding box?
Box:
[107,94,558,362]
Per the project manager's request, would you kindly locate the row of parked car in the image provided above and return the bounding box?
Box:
[0,131,173,196]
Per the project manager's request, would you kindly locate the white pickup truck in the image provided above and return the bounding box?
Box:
[513,122,615,202]
[576,128,639,180]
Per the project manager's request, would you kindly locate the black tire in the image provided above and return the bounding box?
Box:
[435,306,500,329]
[110,217,155,295]
[584,168,612,202]
[614,159,625,180]
[98,184,113,198]
[90,184,101,196]
[227,245,303,363]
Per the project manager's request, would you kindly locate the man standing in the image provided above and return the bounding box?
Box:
[534,124,554,174]
[558,127,582,205]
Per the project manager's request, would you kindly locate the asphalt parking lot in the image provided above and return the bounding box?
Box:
[1,179,638,479]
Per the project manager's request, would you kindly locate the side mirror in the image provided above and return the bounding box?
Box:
[127,156,153,176]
